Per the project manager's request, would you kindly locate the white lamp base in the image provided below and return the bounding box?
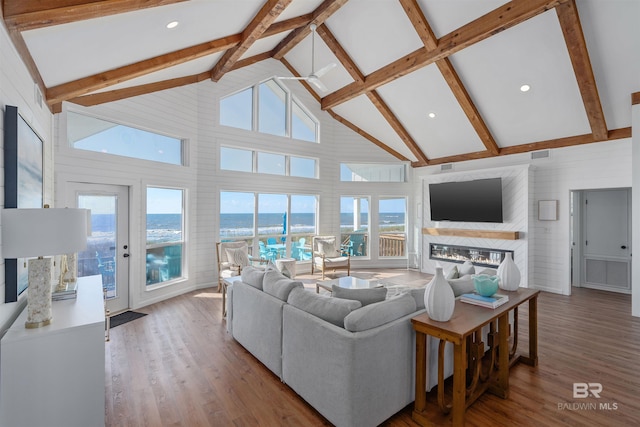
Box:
[25,257,53,329]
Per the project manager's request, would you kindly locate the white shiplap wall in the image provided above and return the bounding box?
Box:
[0,23,54,330]
[632,102,640,317]
[54,59,409,309]
[414,138,632,295]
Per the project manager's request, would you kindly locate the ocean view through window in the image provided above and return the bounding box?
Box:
[146,187,184,286]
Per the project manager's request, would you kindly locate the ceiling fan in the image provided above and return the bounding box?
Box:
[278,23,336,92]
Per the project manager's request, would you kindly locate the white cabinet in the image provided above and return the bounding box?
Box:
[1,275,105,427]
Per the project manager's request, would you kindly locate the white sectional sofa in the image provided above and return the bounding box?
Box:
[226,266,455,427]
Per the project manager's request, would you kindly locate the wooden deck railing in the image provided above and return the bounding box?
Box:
[379,233,405,257]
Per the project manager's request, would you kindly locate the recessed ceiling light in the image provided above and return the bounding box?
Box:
[520,84,531,92]
[166,21,179,29]
[428,112,436,118]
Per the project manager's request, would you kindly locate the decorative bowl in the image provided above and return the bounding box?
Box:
[473,274,499,297]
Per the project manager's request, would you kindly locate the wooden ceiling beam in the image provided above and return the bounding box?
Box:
[632,92,640,106]
[322,0,569,110]
[317,23,429,164]
[45,34,241,105]
[68,72,210,107]
[44,12,312,105]
[271,0,347,60]
[210,0,292,82]
[414,127,631,167]
[399,0,500,156]
[327,110,411,162]
[367,91,429,164]
[3,0,187,32]
[556,0,608,141]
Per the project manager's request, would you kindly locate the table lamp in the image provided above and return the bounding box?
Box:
[2,207,89,328]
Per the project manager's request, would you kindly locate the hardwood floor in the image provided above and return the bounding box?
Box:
[105,269,640,426]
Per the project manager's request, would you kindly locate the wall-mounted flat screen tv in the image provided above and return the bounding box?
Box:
[429,178,503,223]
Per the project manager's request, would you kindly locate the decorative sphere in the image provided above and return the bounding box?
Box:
[473,274,499,297]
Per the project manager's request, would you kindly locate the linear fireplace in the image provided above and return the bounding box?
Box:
[429,244,513,269]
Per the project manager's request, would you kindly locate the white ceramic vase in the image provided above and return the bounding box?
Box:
[424,267,455,322]
[497,252,521,291]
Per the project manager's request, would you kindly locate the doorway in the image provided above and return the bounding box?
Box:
[571,188,632,293]
[66,183,130,313]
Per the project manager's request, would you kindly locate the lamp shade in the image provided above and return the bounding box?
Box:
[2,208,89,258]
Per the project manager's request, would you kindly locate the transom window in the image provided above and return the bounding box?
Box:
[340,163,407,182]
[220,146,317,179]
[67,111,183,165]
[220,78,319,143]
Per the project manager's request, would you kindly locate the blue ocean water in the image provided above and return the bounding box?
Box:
[91,212,405,240]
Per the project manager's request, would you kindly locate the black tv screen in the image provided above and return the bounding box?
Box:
[429,178,503,223]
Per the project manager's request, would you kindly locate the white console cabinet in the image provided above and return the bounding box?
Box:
[1,275,105,427]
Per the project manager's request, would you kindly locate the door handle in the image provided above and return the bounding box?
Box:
[621,245,627,249]
[123,253,130,258]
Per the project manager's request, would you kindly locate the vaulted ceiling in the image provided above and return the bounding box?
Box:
[3,0,638,167]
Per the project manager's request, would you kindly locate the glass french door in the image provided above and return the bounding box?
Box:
[66,183,130,314]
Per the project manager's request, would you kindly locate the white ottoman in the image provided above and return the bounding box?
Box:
[275,258,296,278]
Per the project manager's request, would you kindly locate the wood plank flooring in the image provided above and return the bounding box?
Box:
[105,269,640,426]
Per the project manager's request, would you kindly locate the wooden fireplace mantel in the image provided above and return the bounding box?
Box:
[422,228,520,240]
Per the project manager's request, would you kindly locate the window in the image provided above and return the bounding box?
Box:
[146,187,184,286]
[292,99,317,142]
[220,146,317,178]
[259,80,286,137]
[257,152,285,175]
[340,163,406,182]
[379,198,406,257]
[290,155,316,178]
[220,147,253,172]
[220,192,317,262]
[220,78,319,143]
[68,112,183,165]
[340,196,370,257]
[220,87,252,130]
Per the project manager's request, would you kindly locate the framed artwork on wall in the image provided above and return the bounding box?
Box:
[538,200,558,221]
[3,105,44,302]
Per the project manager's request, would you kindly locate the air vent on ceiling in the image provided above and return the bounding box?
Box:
[531,150,550,160]
[440,163,454,172]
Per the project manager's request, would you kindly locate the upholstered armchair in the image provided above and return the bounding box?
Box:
[216,241,252,290]
[311,235,350,279]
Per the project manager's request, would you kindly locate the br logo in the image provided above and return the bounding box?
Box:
[573,383,603,398]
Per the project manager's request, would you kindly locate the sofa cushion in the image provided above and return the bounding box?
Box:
[263,268,303,301]
[459,261,475,276]
[288,287,361,327]
[240,266,266,290]
[447,274,475,297]
[331,285,387,306]
[477,268,497,276]
[343,293,417,332]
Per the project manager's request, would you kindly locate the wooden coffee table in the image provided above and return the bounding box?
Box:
[315,276,375,293]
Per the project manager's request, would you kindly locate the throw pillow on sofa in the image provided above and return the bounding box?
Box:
[445,265,459,280]
[447,274,475,297]
[263,268,303,301]
[241,266,267,290]
[405,287,426,310]
[288,287,362,327]
[459,261,475,276]
[331,285,387,306]
[343,293,417,332]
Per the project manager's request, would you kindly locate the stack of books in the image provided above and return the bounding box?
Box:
[52,282,78,301]
[460,292,509,309]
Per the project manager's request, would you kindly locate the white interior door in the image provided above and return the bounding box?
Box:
[66,183,130,313]
[582,189,631,293]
